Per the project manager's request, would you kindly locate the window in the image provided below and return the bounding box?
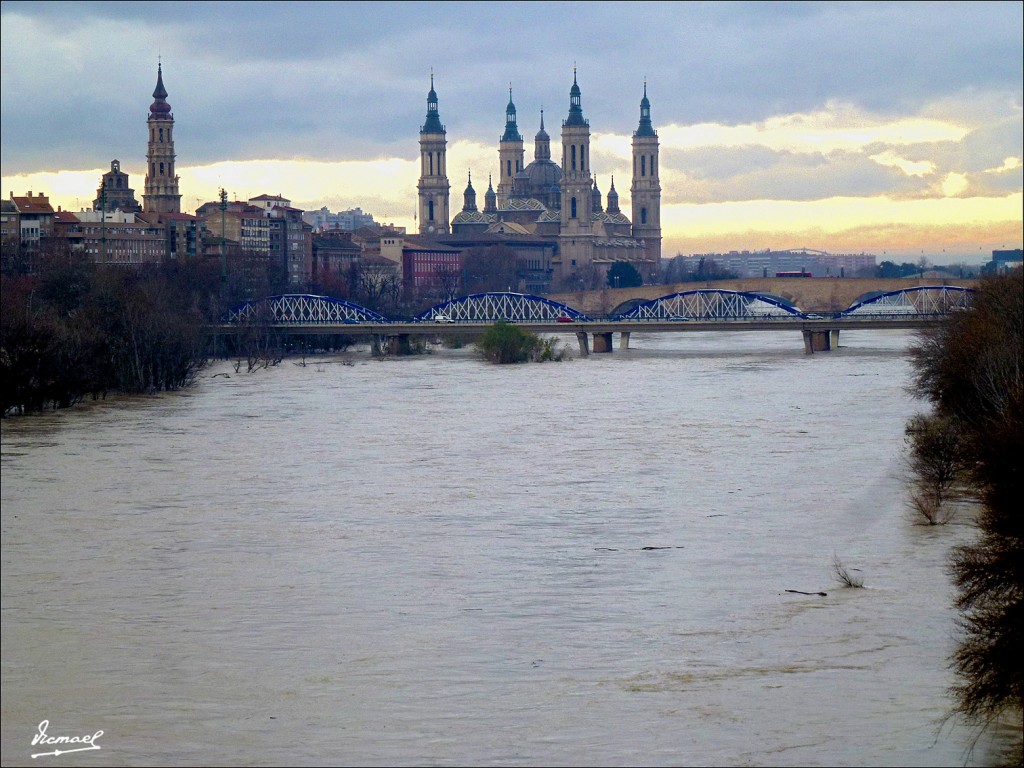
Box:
[428,200,435,221]
[159,127,163,142]
[160,162,164,174]
[507,160,512,178]
[571,145,576,170]
[429,152,434,175]
[641,207,647,224]
[571,197,577,218]
[641,156,646,177]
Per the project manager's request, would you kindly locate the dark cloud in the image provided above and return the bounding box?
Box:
[2,0,1021,191]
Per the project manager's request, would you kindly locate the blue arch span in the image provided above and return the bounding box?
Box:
[415,292,590,322]
[224,294,388,324]
[614,289,805,320]
[840,286,974,316]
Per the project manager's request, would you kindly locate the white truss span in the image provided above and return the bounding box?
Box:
[841,286,973,317]
[617,290,803,320]
[416,292,588,322]
[225,294,387,325]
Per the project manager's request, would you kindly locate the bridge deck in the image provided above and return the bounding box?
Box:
[208,317,937,336]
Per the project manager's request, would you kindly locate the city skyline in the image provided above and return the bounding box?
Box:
[1,1,1021,264]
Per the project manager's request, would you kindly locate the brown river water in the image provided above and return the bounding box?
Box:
[1,329,1017,766]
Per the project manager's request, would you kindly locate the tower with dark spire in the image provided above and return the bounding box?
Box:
[606,176,620,214]
[461,171,477,213]
[484,175,497,214]
[534,110,551,162]
[143,62,181,214]
[631,80,661,263]
[417,72,450,234]
[559,68,594,276]
[497,86,524,206]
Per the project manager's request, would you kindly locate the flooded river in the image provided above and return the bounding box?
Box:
[1,329,1013,765]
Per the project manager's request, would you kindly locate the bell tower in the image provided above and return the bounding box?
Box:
[497,86,524,206]
[559,68,594,277]
[143,61,181,214]
[417,72,450,235]
[631,80,661,267]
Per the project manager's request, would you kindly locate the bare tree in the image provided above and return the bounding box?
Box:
[908,270,1023,755]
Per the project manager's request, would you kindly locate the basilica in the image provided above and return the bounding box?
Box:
[416,71,662,287]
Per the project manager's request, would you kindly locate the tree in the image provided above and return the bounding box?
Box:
[348,260,403,316]
[907,270,1023,754]
[607,261,643,289]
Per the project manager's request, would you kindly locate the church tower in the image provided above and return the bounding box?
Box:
[143,62,181,214]
[497,86,524,206]
[559,69,594,278]
[631,81,661,266]
[417,72,450,235]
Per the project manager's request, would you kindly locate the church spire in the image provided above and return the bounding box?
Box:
[607,175,620,214]
[534,109,552,162]
[634,78,655,138]
[484,174,497,213]
[149,61,172,120]
[462,170,477,212]
[564,67,587,127]
[502,84,522,142]
[421,70,444,134]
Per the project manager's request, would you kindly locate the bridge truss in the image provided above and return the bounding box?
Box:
[615,290,804,321]
[225,294,388,325]
[415,292,590,323]
[840,286,973,317]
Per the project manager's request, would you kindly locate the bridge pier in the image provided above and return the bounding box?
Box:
[592,332,614,353]
[802,329,832,354]
[831,329,841,349]
[619,331,630,350]
[387,334,413,355]
[576,331,590,357]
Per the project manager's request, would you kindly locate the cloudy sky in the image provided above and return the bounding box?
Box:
[2,0,1021,263]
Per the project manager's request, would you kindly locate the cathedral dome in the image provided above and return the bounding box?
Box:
[511,157,562,210]
[516,159,561,190]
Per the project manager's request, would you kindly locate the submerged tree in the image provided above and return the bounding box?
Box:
[907,270,1023,756]
[903,413,967,524]
[476,321,563,364]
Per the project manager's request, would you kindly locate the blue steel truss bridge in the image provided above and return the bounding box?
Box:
[217,286,973,355]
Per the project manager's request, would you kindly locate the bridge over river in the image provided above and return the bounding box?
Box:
[214,285,972,356]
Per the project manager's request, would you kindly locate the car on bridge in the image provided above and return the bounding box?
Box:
[556,315,575,323]
[668,315,690,321]
[432,313,453,323]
